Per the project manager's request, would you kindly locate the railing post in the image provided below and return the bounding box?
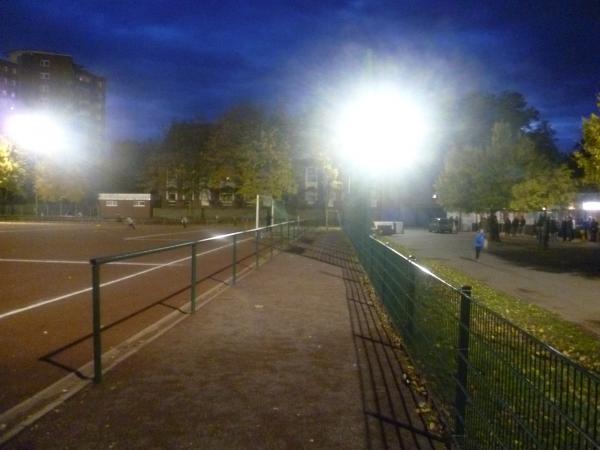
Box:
[232,234,237,285]
[280,223,284,248]
[406,255,417,343]
[454,285,472,443]
[92,261,102,383]
[287,221,290,245]
[255,230,260,268]
[191,243,197,313]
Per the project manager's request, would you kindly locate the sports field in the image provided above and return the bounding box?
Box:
[0,220,259,413]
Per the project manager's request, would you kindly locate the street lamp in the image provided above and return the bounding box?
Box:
[4,112,69,155]
[3,112,71,216]
[332,83,429,177]
[331,82,429,235]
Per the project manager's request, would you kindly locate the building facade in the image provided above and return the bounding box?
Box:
[5,50,106,142]
[98,193,152,219]
[0,58,18,120]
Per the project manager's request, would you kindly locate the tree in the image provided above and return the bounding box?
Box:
[436,123,543,213]
[34,160,86,203]
[436,91,566,219]
[139,122,213,210]
[207,104,296,202]
[0,137,25,200]
[510,165,576,211]
[453,91,540,148]
[575,95,600,187]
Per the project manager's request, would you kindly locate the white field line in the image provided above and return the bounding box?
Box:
[123,229,208,241]
[121,238,203,243]
[0,238,251,321]
[0,222,58,226]
[0,258,170,267]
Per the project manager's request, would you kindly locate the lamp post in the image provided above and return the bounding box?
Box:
[332,82,429,237]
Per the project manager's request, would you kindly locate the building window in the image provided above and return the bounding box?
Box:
[219,192,234,206]
[305,167,317,183]
[40,59,50,67]
[106,200,118,207]
[167,191,177,202]
[40,72,50,80]
[12,68,16,74]
[305,189,317,205]
[41,85,49,93]
[133,201,145,207]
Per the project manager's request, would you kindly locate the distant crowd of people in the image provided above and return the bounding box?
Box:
[536,214,599,243]
[477,214,526,242]
[471,213,599,259]
[472,212,598,253]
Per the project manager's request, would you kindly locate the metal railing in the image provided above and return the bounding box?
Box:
[89,220,306,383]
[345,227,600,449]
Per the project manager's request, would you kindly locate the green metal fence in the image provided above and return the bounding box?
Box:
[345,227,600,449]
[89,220,306,383]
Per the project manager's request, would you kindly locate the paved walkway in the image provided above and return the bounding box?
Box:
[2,231,448,449]
[392,229,600,337]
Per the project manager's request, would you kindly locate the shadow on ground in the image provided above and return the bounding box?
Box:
[287,232,450,450]
[488,236,600,278]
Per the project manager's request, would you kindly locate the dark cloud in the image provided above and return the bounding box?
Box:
[1,0,599,150]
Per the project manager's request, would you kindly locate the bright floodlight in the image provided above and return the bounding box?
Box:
[4,113,68,155]
[583,201,600,212]
[333,84,428,174]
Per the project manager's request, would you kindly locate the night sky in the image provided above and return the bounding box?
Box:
[2,0,599,151]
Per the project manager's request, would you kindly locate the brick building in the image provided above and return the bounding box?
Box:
[0,58,18,121]
[5,50,106,142]
[98,193,152,219]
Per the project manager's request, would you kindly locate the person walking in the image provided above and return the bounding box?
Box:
[126,216,136,230]
[181,216,188,228]
[473,229,486,260]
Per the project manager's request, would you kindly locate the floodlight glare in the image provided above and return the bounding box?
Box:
[333,84,428,174]
[582,201,600,212]
[4,113,68,155]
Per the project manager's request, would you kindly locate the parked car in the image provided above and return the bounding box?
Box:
[429,217,454,233]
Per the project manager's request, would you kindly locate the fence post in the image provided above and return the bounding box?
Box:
[191,243,197,313]
[92,261,102,383]
[454,285,472,443]
[232,234,237,285]
[255,230,260,268]
[406,255,417,343]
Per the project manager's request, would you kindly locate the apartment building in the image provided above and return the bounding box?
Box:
[0,58,18,118]
[6,50,106,141]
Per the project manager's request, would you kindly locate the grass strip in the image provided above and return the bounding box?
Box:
[379,236,600,374]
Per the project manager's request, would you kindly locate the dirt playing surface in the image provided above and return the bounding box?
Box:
[0,221,257,413]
